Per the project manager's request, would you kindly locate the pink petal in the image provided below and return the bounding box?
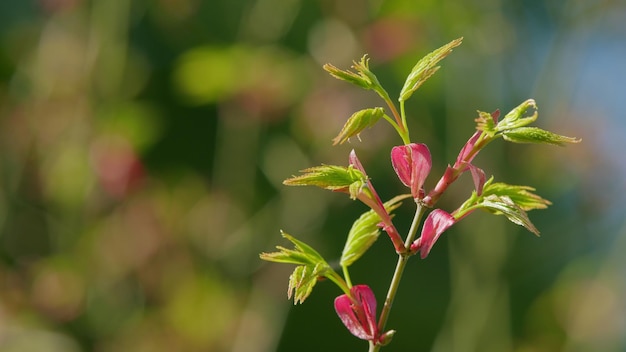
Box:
[419,209,455,259]
[391,146,411,188]
[455,131,481,168]
[349,149,366,174]
[334,285,378,341]
[466,163,486,196]
[391,143,431,199]
[491,109,500,123]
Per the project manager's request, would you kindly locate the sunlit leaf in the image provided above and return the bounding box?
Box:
[502,127,582,146]
[495,99,538,131]
[323,55,390,101]
[259,231,327,265]
[260,231,333,304]
[333,107,385,145]
[399,37,463,102]
[283,165,366,196]
[482,181,551,211]
[480,195,540,235]
[288,263,328,304]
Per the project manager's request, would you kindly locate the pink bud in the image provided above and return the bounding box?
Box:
[491,109,501,123]
[391,143,432,199]
[417,209,455,259]
[349,149,366,174]
[466,163,486,196]
[334,285,379,341]
[455,131,481,168]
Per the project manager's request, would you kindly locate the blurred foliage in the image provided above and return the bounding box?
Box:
[0,0,624,351]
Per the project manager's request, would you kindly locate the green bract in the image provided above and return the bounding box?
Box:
[333,107,385,145]
[399,37,463,102]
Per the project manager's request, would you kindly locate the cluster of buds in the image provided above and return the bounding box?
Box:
[260,38,579,351]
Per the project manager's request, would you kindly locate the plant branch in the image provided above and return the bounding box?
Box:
[373,202,426,351]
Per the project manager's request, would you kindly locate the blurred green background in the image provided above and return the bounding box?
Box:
[0,0,624,351]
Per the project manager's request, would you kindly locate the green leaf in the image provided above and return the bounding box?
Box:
[502,127,582,146]
[496,99,538,132]
[323,55,390,101]
[333,107,385,145]
[454,178,548,235]
[260,231,327,266]
[323,61,372,90]
[340,195,409,267]
[479,195,540,235]
[288,263,327,304]
[283,165,367,198]
[260,231,334,304]
[482,181,551,211]
[399,37,463,102]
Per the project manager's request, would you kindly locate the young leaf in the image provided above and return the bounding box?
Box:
[496,99,538,131]
[502,127,582,146]
[482,182,551,211]
[340,195,409,267]
[479,195,540,235]
[399,37,463,102]
[323,55,391,101]
[260,231,334,304]
[288,263,328,304]
[260,231,327,265]
[333,107,385,145]
[474,110,499,136]
[283,165,367,197]
[324,62,372,90]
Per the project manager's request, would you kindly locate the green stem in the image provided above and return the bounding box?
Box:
[368,340,376,352]
[382,114,404,140]
[342,265,353,288]
[372,202,426,351]
[400,101,408,138]
[326,270,351,296]
[383,98,411,144]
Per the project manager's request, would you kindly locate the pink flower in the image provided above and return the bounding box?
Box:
[391,143,432,200]
[334,285,379,341]
[411,209,455,258]
[454,131,481,169]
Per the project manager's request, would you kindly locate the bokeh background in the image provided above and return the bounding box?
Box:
[0,0,625,351]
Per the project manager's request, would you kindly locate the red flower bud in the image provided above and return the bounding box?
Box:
[415,209,455,259]
[391,143,431,199]
[334,285,379,341]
